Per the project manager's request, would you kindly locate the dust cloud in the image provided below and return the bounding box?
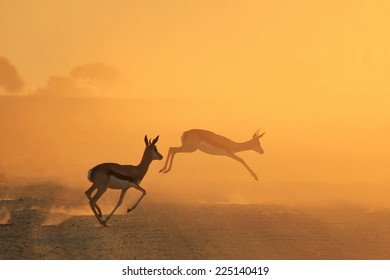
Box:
[0,76,389,260]
[1,1,390,260]
[0,95,389,210]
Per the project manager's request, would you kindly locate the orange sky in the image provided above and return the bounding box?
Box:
[1,1,390,205]
[1,1,389,100]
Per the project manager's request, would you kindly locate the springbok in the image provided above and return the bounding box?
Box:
[85,135,163,226]
[159,129,265,180]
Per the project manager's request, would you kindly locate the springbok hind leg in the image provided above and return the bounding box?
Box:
[159,148,172,172]
[89,188,107,226]
[160,145,197,173]
[85,184,102,217]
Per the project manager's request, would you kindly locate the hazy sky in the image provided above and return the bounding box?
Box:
[1,1,390,205]
[1,1,389,101]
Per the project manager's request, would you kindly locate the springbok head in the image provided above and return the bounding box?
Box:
[251,129,265,154]
[144,135,163,160]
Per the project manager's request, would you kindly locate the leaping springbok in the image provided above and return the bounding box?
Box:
[85,135,163,226]
[159,129,265,181]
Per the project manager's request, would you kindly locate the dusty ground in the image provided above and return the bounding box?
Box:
[1,183,390,260]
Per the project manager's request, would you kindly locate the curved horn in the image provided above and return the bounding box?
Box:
[144,135,149,146]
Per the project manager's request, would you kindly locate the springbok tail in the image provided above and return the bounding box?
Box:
[87,168,96,182]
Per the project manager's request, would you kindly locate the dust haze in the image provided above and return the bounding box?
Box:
[2,0,390,260]
[0,94,389,209]
[2,78,389,260]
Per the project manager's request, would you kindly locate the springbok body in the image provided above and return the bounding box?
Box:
[159,129,265,180]
[85,135,162,226]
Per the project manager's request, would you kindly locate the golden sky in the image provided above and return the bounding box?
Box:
[1,1,389,100]
[1,1,390,205]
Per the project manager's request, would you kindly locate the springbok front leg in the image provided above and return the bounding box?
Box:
[226,153,259,181]
[103,188,128,226]
[127,185,146,213]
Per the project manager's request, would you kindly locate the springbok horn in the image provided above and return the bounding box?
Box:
[144,135,148,146]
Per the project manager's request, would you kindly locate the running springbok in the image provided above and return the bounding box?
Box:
[85,135,163,226]
[159,129,265,181]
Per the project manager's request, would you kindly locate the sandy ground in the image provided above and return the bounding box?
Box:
[1,183,390,260]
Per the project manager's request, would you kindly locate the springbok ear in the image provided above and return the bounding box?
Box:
[144,135,149,146]
[152,135,159,145]
[258,132,265,138]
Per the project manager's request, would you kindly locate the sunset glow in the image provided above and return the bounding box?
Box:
[1,0,390,206]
